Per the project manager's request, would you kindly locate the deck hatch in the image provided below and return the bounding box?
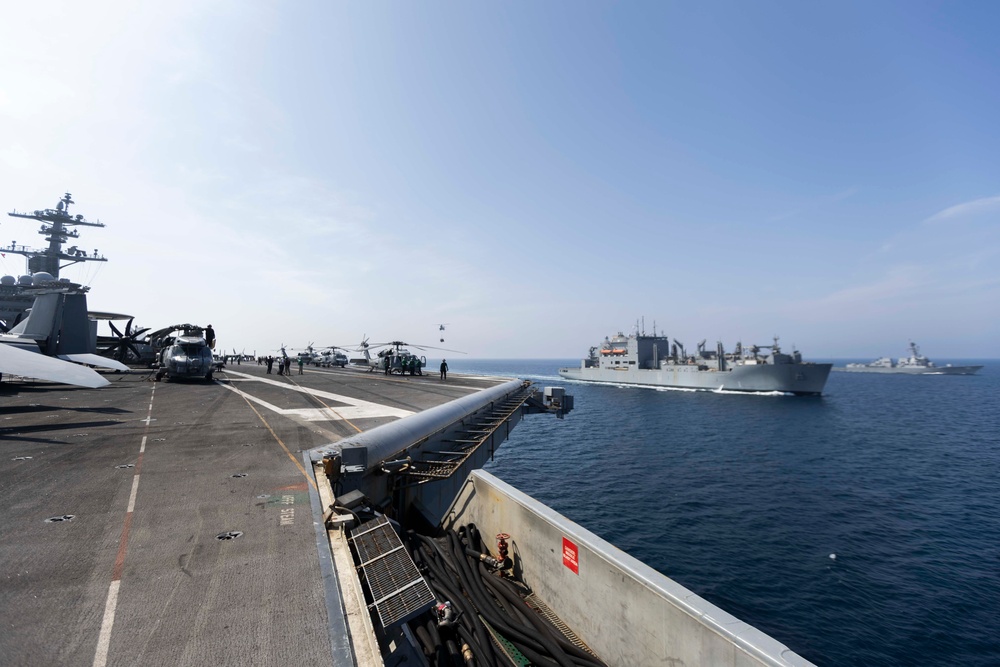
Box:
[350,515,435,628]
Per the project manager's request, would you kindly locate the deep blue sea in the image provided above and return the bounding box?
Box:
[447,358,1000,666]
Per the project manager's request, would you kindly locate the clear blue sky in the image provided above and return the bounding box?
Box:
[2,1,998,358]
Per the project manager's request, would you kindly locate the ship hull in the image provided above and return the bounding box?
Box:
[836,365,983,375]
[559,362,832,395]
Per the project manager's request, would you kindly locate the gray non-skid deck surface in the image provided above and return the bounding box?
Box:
[0,365,505,666]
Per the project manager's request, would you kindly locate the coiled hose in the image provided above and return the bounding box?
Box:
[403,524,608,667]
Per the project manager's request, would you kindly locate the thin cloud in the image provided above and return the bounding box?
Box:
[815,269,924,306]
[924,195,1000,224]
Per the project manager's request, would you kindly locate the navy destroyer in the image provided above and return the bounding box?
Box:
[560,327,832,395]
[838,341,983,375]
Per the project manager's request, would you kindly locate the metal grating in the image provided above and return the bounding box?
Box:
[349,515,435,628]
[405,385,534,482]
[525,593,601,658]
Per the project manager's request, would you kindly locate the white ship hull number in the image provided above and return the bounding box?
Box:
[280,494,295,526]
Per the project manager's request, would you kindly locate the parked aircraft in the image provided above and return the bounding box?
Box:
[0,283,126,388]
[289,343,321,364]
[316,347,350,367]
[92,312,155,365]
[351,339,465,374]
[153,325,216,382]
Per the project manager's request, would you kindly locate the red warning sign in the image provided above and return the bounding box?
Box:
[562,537,579,574]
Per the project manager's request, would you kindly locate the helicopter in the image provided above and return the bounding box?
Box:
[153,324,216,382]
[355,339,465,375]
[315,346,350,368]
[288,342,321,364]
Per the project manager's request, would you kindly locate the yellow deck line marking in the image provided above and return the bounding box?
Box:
[226,384,317,491]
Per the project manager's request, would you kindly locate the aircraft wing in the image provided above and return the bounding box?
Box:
[0,343,110,388]
[87,311,134,321]
[58,353,130,372]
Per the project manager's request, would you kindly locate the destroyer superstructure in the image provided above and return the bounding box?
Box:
[838,341,982,375]
[560,327,832,395]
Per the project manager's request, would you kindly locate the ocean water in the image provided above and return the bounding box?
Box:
[447,358,1000,666]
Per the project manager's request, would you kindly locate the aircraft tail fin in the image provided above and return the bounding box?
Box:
[56,293,94,355]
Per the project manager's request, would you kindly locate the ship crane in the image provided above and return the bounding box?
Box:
[753,336,782,353]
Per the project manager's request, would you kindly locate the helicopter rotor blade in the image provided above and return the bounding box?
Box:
[410,344,467,354]
[367,340,467,354]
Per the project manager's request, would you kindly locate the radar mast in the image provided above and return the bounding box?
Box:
[6,192,108,278]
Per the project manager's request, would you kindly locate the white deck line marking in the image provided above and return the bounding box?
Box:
[126,476,140,513]
[434,382,493,390]
[219,382,412,420]
[222,372,416,418]
[93,386,154,666]
[224,374,490,393]
[279,406,402,421]
[92,580,120,667]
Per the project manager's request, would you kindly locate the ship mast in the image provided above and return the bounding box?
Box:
[6,192,107,278]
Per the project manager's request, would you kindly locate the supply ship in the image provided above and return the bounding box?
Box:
[560,328,832,395]
[837,341,983,375]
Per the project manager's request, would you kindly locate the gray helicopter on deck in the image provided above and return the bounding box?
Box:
[353,338,465,375]
[153,324,216,382]
[315,346,350,368]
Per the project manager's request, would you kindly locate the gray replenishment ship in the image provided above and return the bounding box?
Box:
[838,341,983,375]
[560,328,832,395]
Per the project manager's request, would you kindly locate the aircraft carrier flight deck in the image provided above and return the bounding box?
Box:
[1,364,510,667]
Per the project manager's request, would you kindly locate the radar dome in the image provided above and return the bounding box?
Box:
[31,272,55,285]
[1,275,15,286]
[18,275,33,286]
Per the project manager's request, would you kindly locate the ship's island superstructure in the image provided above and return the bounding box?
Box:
[560,328,832,395]
[1,193,107,328]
